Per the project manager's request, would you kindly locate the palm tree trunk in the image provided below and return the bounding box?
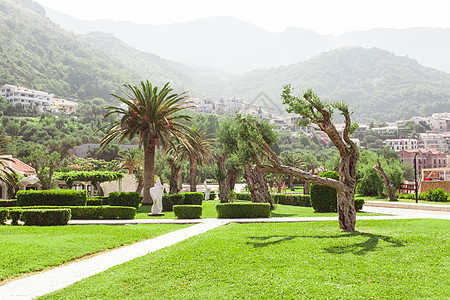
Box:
[142,140,156,204]
[217,155,230,203]
[169,160,180,194]
[189,154,197,192]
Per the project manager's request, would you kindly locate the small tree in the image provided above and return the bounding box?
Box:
[252,87,359,232]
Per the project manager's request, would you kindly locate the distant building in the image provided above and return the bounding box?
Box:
[383,138,418,151]
[0,155,40,199]
[372,126,398,135]
[398,149,447,172]
[1,84,53,111]
[427,112,450,133]
[419,132,448,152]
[52,98,78,114]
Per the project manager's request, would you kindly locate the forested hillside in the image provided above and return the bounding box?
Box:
[233,47,450,121]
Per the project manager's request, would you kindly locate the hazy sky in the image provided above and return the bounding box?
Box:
[34,0,449,35]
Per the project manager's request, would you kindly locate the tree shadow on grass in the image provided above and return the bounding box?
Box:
[246,232,404,255]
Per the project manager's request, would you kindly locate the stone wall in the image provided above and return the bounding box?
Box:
[100,174,138,195]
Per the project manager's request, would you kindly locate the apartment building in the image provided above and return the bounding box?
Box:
[1,84,53,111]
[383,138,418,151]
[419,132,448,152]
[399,149,447,172]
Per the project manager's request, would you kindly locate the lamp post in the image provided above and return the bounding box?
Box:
[414,152,419,203]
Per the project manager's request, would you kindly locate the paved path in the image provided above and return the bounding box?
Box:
[1,205,449,299]
[0,220,228,300]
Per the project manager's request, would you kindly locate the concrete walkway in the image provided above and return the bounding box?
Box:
[0,220,228,300]
[1,205,449,299]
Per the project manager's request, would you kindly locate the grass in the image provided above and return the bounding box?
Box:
[136,200,379,219]
[0,224,189,282]
[40,219,450,299]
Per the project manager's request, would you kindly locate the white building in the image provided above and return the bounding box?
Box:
[427,112,450,133]
[1,84,53,111]
[419,132,448,152]
[383,138,418,151]
[372,126,398,135]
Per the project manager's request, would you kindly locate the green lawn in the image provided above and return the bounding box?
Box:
[40,219,450,299]
[0,224,189,282]
[136,200,379,219]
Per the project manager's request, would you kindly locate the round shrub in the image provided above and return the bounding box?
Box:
[354,198,365,212]
[310,171,339,213]
[215,203,271,218]
[173,205,202,219]
[20,209,71,226]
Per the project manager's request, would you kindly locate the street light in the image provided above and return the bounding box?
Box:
[414,152,419,203]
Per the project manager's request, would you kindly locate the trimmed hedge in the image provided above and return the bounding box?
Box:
[0,199,17,207]
[8,209,22,225]
[162,194,184,211]
[173,205,202,219]
[16,190,87,206]
[0,209,8,224]
[354,199,365,212]
[209,191,216,200]
[108,192,142,208]
[235,193,251,201]
[216,203,271,218]
[182,192,203,205]
[9,206,136,220]
[310,171,339,213]
[20,209,71,226]
[87,198,104,206]
[271,194,311,207]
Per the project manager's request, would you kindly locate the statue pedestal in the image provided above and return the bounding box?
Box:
[147,213,165,217]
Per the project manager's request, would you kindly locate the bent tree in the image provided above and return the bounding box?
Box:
[254,86,359,231]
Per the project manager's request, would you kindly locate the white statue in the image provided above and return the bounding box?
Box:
[203,180,211,201]
[150,177,164,214]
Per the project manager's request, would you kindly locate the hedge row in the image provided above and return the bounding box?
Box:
[271,194,311,207]
[1,206,136,220]
[162,192,203,212]
[0,199,17,207]
[235,193,251,201]
[108,192,142,208]
[216,203,271,218]
[173,205,202,219]
[16,190,87,206]
[0,208,71,226]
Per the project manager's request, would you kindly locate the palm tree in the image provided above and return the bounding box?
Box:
[0,135,17,192]
[179,127,214,192]
[117,148,145,193]
[100,81,192,204]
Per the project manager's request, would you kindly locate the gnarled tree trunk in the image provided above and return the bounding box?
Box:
[168,159,181,194]
[217,155,230,203]
[373,159,398,201]
[244,163,273,208]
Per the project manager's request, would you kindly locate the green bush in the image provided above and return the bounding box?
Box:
[235,193,251,201]
[16,190,87,206]
[12,206,136,220]
[424,188,449,202]
[354,199,365,212]
[8,209,23,225]
[310,171,339,213]
[108,192,142,209]
[0,199,17,207]
[216,203,271,218]
[87,198,104,206]
[271,194,311,207]
[182,192,204,205]
[0,209,8,224]
[162,194,184,211]
[209,191,216,200]
[173,205,202,219]
[20,209,71,226]
[396,193,427,200]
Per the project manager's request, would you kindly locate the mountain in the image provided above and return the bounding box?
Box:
[232,47,450,121]
[0,0,220,101]
[45,9,450,75]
